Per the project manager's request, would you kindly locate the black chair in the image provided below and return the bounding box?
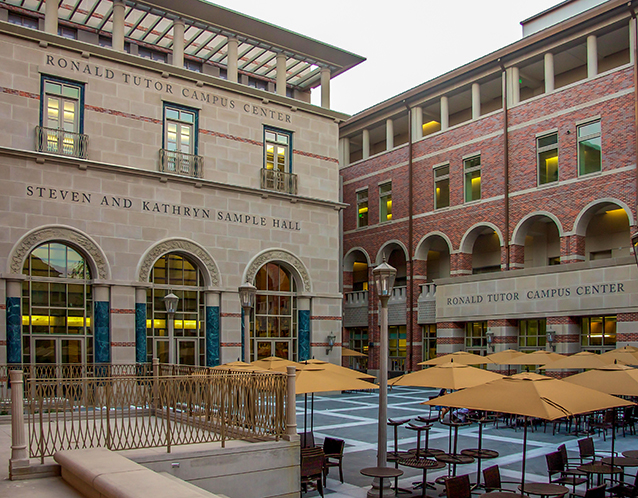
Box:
[301,447,325,497]
[607,472,638,498]
[483,464,520,492]
[589,410,615,441]
[557,444,587,479]
[578,437,616,464]
[322,437,345,484]
[445,474,472,498]
[583,484,607,498]
[546,451,587,494]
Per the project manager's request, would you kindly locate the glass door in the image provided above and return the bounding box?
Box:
[155,339,169,364]
[177,339,196,365]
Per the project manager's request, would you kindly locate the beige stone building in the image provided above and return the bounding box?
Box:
[0,0,363,368]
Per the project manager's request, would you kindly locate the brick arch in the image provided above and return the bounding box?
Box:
[511,211,564,246]
[375,239,409,265]
[243,248,311,294]
[344,247,371,270]
[459,222,504,254]
[572,198,634,236]
[415,231,453,260]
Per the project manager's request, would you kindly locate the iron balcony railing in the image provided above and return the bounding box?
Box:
[159,149,203,178]
[35,126,89,159]
[260,168,298,195]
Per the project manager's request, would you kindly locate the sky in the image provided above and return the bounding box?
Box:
[210,0,561,115]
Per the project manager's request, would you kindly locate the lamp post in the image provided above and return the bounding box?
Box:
[238,282,257,362]
[369,259,396,497]
[163,292,179,364]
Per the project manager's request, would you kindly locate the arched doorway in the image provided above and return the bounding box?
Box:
[251,262,298,361]
[21,242,93,365]
[511,214,561,268]
[146,253,206,365]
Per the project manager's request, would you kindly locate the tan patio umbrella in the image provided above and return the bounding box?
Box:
[299,359,376,380]
[251,356,301,370]
[506,350,564,365]
[423,375,633,495]
[418,351,494,366]
[510,372,553,380]
[389,360,503,390]
[485,349,526,364]
[341,347,367,357]
[601,346,638,366]
[539,351,618,370]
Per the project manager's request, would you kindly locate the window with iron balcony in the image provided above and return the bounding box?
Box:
[159,104,203,178]
[261,127,297,194]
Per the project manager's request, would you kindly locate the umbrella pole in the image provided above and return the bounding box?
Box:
[521,416,528,496]
[304,393,308,436]
[611,408,616,470]
[311,393,314,434]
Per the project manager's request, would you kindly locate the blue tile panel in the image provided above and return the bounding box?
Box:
[94,301,110,363]
[298,309,310,361]
[206,306,220,367]
[6,296,21,363]
[135,302,146,363]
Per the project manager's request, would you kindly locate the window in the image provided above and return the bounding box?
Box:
[146,253,205,365]
[58,26,77,39]
[161,104,200,177]
[264,128,291,172]
[423,324,437,362]
[519,319,547,350]
[22,242,93,365]
[98,36,131,52]
[347,327,368,371]
[252,262,298,361]
[38,77,86,158]
[356,189,369,228]
[434,165,450,209]
[388,325,406,371]
[581,316,616,353]
[248,76,268,90]
[8,12,39,29]
[138,46,168,63]
[379,182,392,222]
[465,321,487,354]
[184,59,202,73]
[578,120,601,175]
[464,156,481,202]
[537,133,558,184]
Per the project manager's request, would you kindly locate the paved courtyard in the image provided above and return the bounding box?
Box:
[300,386,637,497]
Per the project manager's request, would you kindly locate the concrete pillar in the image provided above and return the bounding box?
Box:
[276,53,287,96]
[112,0,125,52]
[487,320,518,374]
[587,35,598,78]
[298,297,310,361]
[509,244,525,270]
[630,19,636,64]
[284,366,298,440]
[362,129,370,160]
[93,284,111,364]
[320,67,331,108]
[544,52,555,93]
[386,119,394,150]
[44,0,59,35]
[6,278,22,363]
[9,370,29,479]
[339,137,350,167]
[227,37,238,83]
[205,292,220,367]
[135,287,147,364]
[511,66,520,105]
[172,20,185,68]
[472,82,481,119]
[412,106,423,141]
[436,322,464,355]
[440,96,449,131]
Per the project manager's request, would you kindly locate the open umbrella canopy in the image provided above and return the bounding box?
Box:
[485,349,526,364]
[418,351,494,366]
[274,364,379,395]
[423,374,633,420]
[563,363,638,396]
[341,347,367,357]
[250,356,301,370]
[510,372,553,380]
[389,361,502,390]
[299,359,376,380]
[539,351,618,370]
[506,350,564,365]
[211,362,269,372]
[601,346,638,366]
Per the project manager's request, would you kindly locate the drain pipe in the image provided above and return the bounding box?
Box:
[630,3,638,222]
[404,101,414,371]
[498,60,510,270]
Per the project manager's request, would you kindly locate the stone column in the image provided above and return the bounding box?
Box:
[44,0,59,35]
[339,137,350,168]
[320,67,330,108]
[135,287,147,363]
[9,370,29,479]
[472,83,481,119]
[510,66,520,105]
[546,316,580,377]
[630,18,636,64]
[205,291,220,367]
[436,322,464,355]
[587,35,598,79]
[172,20,185,68]
[298,297,310,361]
[412,106,423,141]
[544,52,555,93]
[362,129,370,160]
[284,366,298,440]
[93,284,111,364]
[276,53,287,96]
[112,0,126,52]
[227,37,238,83]
[440,96,449,131]
[386,119,394,150]
[509,244,525,269]
[617,313,638,346]
[487,319,518,374]
[6,278,23,364]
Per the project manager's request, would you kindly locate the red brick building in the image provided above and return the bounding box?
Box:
[339,0,638,375]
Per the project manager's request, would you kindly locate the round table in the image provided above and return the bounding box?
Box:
[483,492,527,498]
[398,456,445,497]
[519,483,568,498]
[577,463,622,486]
[435,453,474,478]
[601,457,638,482]
[361,467,404,498]
[622,450,638,459]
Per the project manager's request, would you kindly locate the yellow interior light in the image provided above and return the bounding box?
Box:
[422,121,441,135]
[387,200,392,208]
[604,208,625,215]
[471,177,481,185]
[358,206,368,214]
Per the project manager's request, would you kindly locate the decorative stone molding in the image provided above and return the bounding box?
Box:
[244,249,311,293]
[9,226,110,280]
[137,239,220,287]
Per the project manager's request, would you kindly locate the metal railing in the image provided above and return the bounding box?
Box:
[35,126,89,159]
[159,149,203,178]
[260,168,298,195]
[24,368,286,460]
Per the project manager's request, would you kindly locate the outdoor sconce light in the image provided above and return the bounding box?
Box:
[632,232,638,269]
[546,330,556,351]
[238,282,257,362]
[486,331,495,351]
[163,292,179,314]
[326,333,336,354]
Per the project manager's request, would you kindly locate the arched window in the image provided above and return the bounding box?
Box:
[146,253,205,365]
[251,262,298,361]
[22,242,93,365]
